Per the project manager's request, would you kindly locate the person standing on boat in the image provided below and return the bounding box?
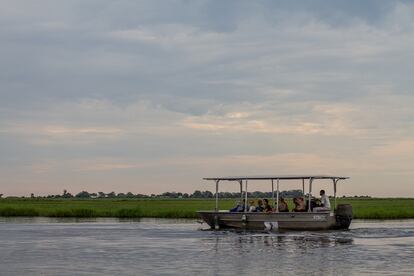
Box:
[314,190,331,211]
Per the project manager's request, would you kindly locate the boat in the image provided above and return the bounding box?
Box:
[197,175,353,231]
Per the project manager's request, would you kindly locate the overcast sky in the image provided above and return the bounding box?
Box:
[1,0,413,197]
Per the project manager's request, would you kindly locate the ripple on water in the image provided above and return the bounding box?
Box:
[0,218,413,275]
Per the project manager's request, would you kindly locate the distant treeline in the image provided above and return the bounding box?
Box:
[3,189,311,199]
[0,189,371,199]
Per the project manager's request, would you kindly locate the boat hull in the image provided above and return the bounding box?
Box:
[197,210,351,231]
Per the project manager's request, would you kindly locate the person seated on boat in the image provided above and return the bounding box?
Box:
[230,199,246,212]
[263,198,272,212]
[299,197,307,211]
[313,190,331,212]
[256,199,264,212]
[278,197,289,212]
[293,197,306,212]
[248,200,256,212]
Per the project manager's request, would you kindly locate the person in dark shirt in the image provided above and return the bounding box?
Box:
[293,197,306,212]
[256,199,264,212]
[230,199,245,212]
[278,197,289,212]
[263,198,272,212]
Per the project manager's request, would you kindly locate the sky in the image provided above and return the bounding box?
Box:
[0,0,413,197]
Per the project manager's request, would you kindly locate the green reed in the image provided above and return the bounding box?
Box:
[0,198,413,219]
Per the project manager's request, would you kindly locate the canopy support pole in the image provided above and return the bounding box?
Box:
[244,180,248,213]
[308,178,313,212]
[239,180,243,202]
[333,178,338,211]
[302,178,305,196]
[276,179,280,212]
[271,180,275,208]
[215,180,219,212]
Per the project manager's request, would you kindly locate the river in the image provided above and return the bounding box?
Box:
[0,218,413,275]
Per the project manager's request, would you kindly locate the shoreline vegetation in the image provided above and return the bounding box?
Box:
[0,198,413,220]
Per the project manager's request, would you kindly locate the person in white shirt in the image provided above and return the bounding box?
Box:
[314,189,331,212]
[320,189,331,209]
[248,200,256,212]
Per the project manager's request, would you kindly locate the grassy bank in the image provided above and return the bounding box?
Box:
[0,198,413,220]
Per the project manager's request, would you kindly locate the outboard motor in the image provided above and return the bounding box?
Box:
[335,204,353,229]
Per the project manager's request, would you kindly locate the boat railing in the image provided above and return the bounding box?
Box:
[202,175,349,213]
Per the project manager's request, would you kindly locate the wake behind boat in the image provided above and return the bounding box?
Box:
[197,175,353,231]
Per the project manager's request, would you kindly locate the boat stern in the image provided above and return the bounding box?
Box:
[335,204,353,229]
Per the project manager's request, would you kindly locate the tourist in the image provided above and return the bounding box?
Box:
[248,200,256,212]
[256,199,264,212]
[278,197,289,212]
[230,199,246,212]
[263,198,272,212]
[293,197,306,212]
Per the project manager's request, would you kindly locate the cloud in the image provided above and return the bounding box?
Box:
[0,0,413,196]
[372,139,414,157]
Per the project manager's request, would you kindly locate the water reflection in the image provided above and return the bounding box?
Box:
[0,218,412,275]
[209,229,354,250]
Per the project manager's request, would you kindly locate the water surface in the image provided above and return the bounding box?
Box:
[0,218,413,275]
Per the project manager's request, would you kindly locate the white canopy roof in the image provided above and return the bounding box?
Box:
[203,175,349,181]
